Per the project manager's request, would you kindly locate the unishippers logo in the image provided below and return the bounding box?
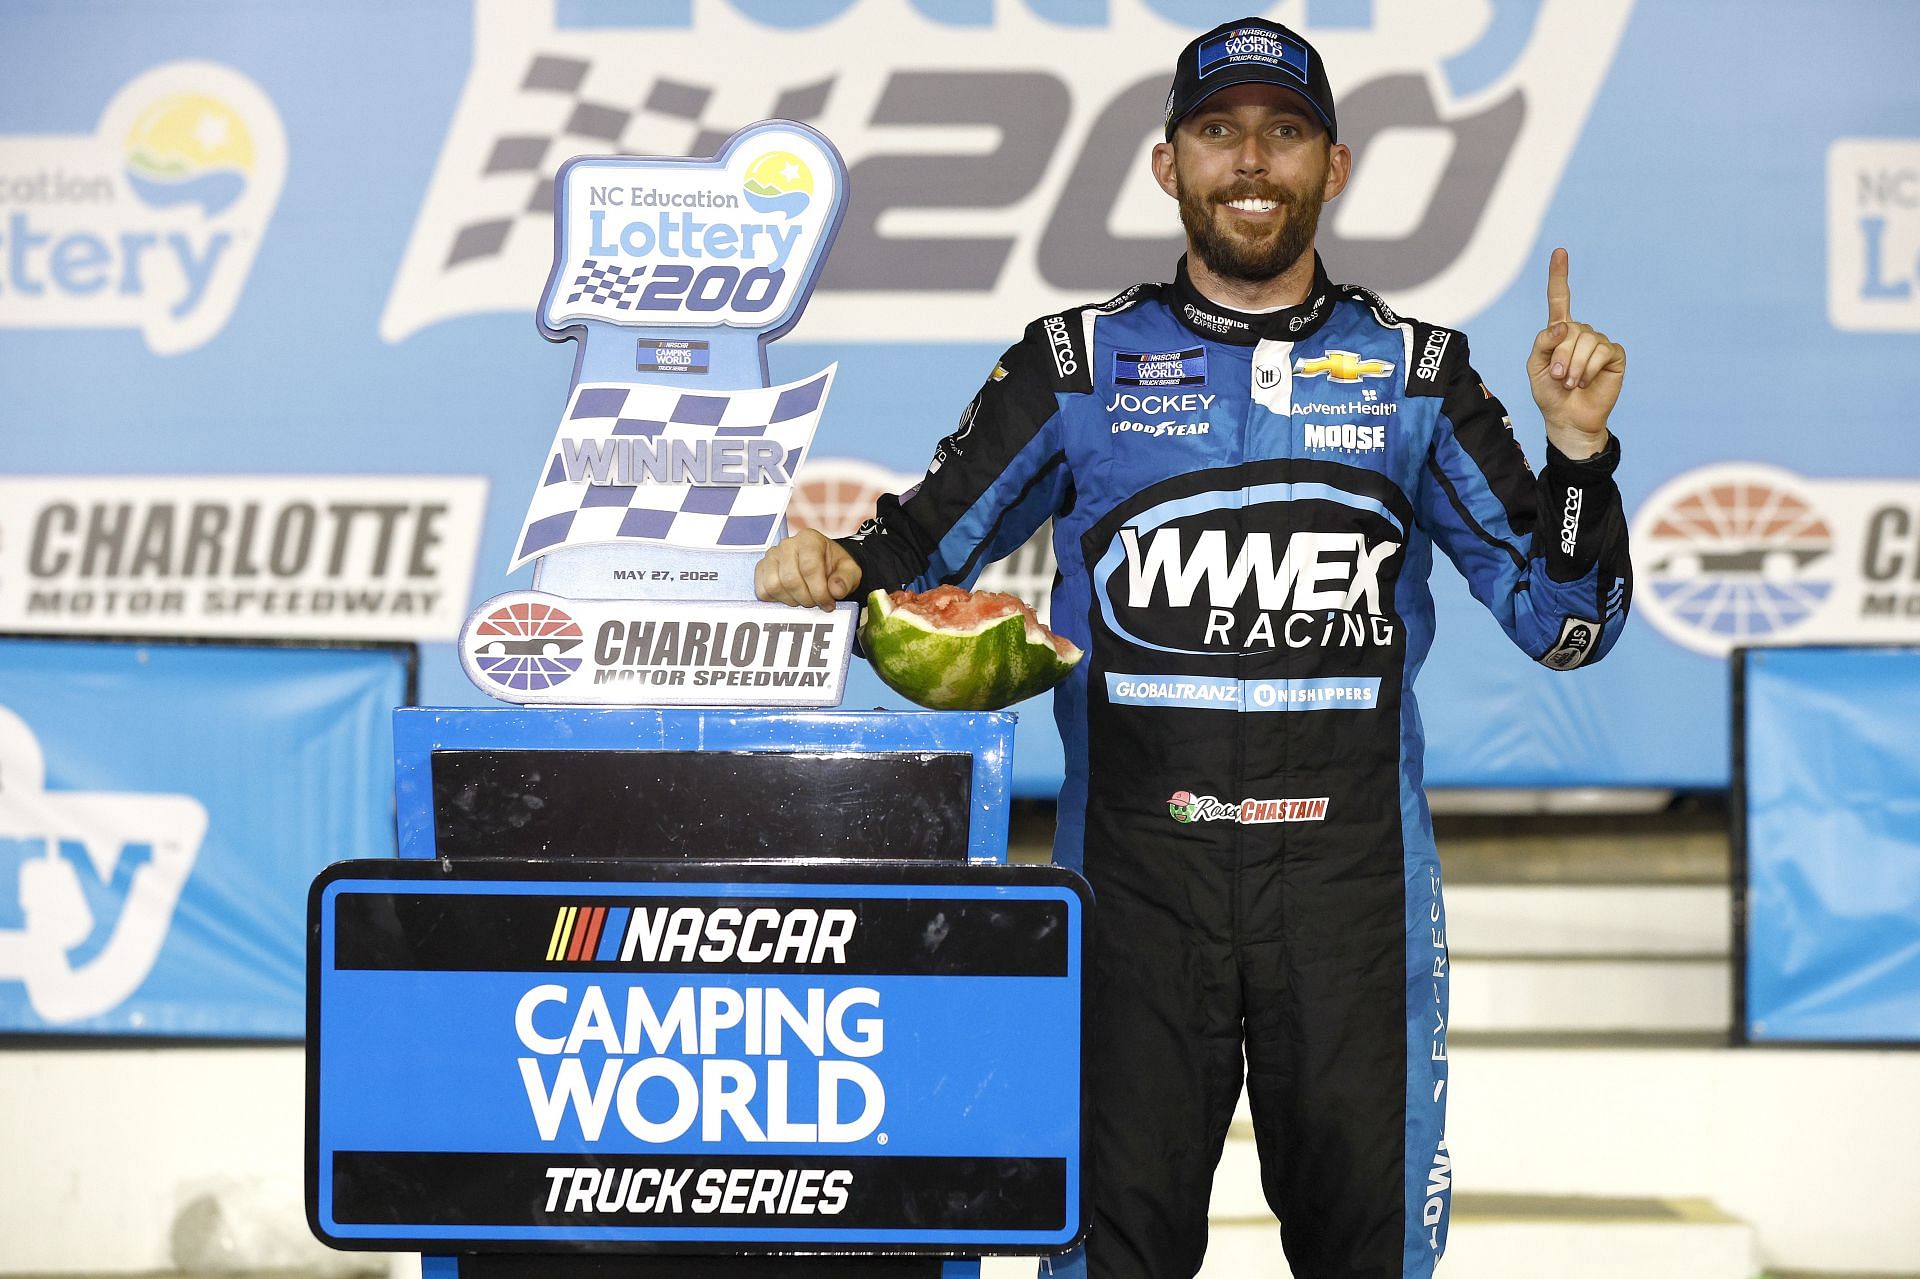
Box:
[0,705,207,1026]
[472,599,585,691]
[1633,464,1836,656]
[1828,138,1920,331]
[0,61,286,354]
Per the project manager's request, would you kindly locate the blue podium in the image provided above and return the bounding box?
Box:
[306,706,1088,1279]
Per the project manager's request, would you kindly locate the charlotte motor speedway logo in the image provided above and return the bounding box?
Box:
[382,0,1634,342]
[1632,462,1920,657]
[0,705,207,1026]
[0,61,286,354]
[471,598,585,692]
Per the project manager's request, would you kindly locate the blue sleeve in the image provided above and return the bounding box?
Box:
[838,315,1075,596]
[1416,334,1631,670]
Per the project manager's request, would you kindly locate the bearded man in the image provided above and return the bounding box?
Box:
[756,16,1631,1279]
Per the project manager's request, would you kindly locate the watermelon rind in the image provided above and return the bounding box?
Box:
[858,589,1082,711]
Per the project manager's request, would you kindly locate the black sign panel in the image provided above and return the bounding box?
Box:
[430,750,973,862]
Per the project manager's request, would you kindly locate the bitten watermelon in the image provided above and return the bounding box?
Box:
[859,585,1082,711]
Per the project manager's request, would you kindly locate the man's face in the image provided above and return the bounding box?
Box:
[1152,84,1351,283]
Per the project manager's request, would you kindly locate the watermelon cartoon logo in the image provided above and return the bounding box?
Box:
[471,600,585,692]
[0,704,207,1027]
[1633,463,1837,657]
[1167,791,1196,823]
[742,150,812,218]
[123,92,254,216]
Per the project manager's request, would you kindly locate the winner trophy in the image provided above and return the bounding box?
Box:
[306,123,1089,1279]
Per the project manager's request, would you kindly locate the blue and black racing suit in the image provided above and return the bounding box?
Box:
[839,256,1632,1279]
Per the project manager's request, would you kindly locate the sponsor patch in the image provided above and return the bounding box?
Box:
[1303,422,1387,454]
[1114,347,1206,387]
[1293,351,1395,383]
[1042,313,1078,379]
[1167,790,1329,824]
[1539,616,1600,670]
[1415,329,1451,384]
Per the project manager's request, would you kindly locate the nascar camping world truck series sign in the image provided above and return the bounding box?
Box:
[306,858,1088,1254]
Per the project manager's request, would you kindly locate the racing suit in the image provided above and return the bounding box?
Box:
[838,256,1632,1279]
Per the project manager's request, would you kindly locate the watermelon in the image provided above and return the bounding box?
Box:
[859,585,1082,711]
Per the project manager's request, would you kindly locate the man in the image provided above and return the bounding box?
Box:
[756,17,1629,1279]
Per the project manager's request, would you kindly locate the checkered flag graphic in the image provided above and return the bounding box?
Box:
[564,259,645,310]
[441,61,834,273]
[511,366,836,571]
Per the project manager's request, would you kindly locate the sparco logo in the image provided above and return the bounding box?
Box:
[1559,486,1583,556]
[1166,790,1329,825]
[1415,329,1451,383]
[383,1,1636,341]
[1043,313,1077,378]
[1094,481,1404,655]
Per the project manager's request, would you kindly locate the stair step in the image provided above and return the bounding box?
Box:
[1448,953,1730,1033]
[1444,883,1730,957]
[1194,1195,1755,1279]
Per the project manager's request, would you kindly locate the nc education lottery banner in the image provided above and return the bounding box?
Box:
[3,0,1917,789]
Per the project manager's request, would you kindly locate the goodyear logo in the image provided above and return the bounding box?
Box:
[1293,351,1395,384]
[0,62,286,355]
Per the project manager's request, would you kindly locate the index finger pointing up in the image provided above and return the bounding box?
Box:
[1546,246,1572,325]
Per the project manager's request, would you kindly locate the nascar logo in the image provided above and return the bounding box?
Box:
[546,903,858,966]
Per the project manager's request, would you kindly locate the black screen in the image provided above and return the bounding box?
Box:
[429,750,973,862]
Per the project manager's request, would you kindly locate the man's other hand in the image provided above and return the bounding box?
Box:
[1528,247,1626,459]
[753,529,861,611]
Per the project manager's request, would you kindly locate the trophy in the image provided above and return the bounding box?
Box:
[460,120,856,709]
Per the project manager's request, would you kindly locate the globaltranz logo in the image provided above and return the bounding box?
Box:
[0,61,286,354]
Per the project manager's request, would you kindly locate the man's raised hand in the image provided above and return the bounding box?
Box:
[1527,247,1625,459]
[753,528,861,612]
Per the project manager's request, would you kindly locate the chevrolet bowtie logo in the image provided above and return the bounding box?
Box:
[1293,351,1395,383]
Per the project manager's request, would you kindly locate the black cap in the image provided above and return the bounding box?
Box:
[1163,17,1337,142]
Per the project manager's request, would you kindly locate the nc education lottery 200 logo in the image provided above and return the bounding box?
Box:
[0,61,286,355]
[539,126,841,338]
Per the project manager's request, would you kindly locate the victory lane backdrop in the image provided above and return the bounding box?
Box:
[2,1,1919,794]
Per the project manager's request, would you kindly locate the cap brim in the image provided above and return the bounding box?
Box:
[1168,71,1334,139]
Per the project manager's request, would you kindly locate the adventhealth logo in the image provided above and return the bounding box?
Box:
[0,705,207,1025]
[0,61,286,354]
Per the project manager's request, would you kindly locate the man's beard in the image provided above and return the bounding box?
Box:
[1177,163,1325,284]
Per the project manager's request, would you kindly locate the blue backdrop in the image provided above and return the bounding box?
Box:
[3,0,1919,795]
